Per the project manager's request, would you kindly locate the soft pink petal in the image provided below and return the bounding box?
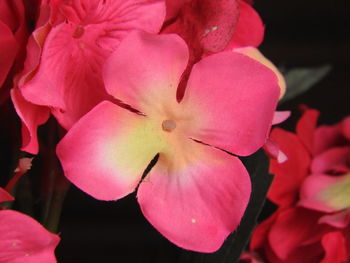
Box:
[0,188,14,203]
[21,0,165,129]
[313,122,345,155]
[296,108,320,154]
[268,128,311,207]
[103,30,188,114]
[319,210,350,228]
[181,51,279,156]
[0,210,59,263]
[320,231,348,263]
[11,88,50,154]
[272,111,291,125]
[0,21,18,87]
[57,101,162,201]
[227,1,264,49]
[137,140,251,252]
[311,147,350,174]
[300,173,350,212]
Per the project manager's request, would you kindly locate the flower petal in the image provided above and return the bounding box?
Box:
[227,1,264,48]
[268,128,311,207]
[0,210,59,263]
[137,140,251,252]
[21,0,165,129]
[181,51,279,156]
[103,30,189,114]
[311,147,350,174]
[0,21,18,87]
[319,209,350,228]
[268,208,324,260]
[272,111,291,125]
[11,88,50,154]
[296,108,319,154]
[0,188,13,203]
[320,231,348,263]
[234,47,286,98]
[57,101,164,201]
[300,173,350,213]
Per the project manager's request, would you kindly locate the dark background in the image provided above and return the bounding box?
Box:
[55,0,350,262]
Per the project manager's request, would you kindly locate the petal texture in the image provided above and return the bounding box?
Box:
[181,51,279,156]
[103,30,189,114]
[0,210,59,263]
[21,0,165,129]
[137,140,251,252]
[57,101,163,200]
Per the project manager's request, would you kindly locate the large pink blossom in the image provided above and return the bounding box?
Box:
[12,0,166,154]
[57,30,280,252]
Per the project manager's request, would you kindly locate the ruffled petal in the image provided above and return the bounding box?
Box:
[0,210,59,263]
[137,140,251,252]
[57,101,164,201]
[181,51,279,156]
[21,0,165,129]
[319,209,350,228]
[300,173,350,213]
[313,123,344,155]
[268,128,311,207]
[103,30,188,114]
[11,88,50,154]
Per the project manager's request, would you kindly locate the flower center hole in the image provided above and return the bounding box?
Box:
[162,120,176,132]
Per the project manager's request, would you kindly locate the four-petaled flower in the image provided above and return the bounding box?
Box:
[57,30,279,252]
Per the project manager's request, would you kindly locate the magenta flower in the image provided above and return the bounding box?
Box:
[12,0,166,154]
[57,31,279,252]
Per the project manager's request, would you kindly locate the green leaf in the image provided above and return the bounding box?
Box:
[280,65,332,103]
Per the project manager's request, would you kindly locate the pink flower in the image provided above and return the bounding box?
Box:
[246,109,350,262]
[57,31,280,252]
[0,188,60,263]
[12,0,166,154]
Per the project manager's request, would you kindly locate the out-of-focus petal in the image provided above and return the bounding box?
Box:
[263,138,287,164]
[137,140,251,252]
[268,208,324,260]
[21,0,166,129]
[300,173,350,213]
[226,1,264,49]
[0,21,18,87]
[319,210,350,228]
[234,47,286,98]
[272,111,291,125]
[0,210,60,263]
[0,188,13,203]
[164,0,188,20]
[342,116,350,140]
[181,51,279,156]
[311,147,350,174]
[296,108,320,154]
[11,88,50,154]
[268,128,311,206]
[103,30,188,114]
[313,123,344,155]
[57,101,164,201]
[320,231,348,263]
